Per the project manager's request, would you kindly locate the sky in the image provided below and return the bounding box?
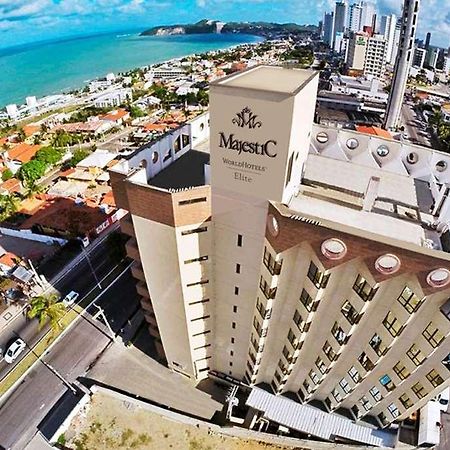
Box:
[0,0,449,49]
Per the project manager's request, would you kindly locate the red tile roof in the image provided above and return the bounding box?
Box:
[23,124,40,137]
[99,109,129,122]
[0,252,18,268]
[0,178,21,193]
[7,143,41,163]
[356,126,392,140]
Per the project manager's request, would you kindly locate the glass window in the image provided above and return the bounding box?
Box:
[397,286,421,313]
[412,382,427,399]
[263,246,282,276]
[173,135,181,153]
[358,352,375,372]
[182,134,190,148]
[407,344,425,366]
[332,322,348,345]
[300,288,315,312]
[293,310,304,332]
[339,378,351,394]
[388,403,400,419]
[309,369,320,385]
[369,386,383,402]
[379,374,396,392]
[359,396,372,411]
[287,328,299,349]
[323,340,337,362]
[307,262,330,289]
[383,311,404,337]
[422,322,444,348]
[369,333,388,357]
[332,388,342,403]
[426,369,444,388]
[316,357,327,374]
[259,276,276,300]
[353,274,377,301]
[348,366,361,384]
[399,393,413,409]
[341,300,360,325]
[393,361,410,381]
[303,380,312,394]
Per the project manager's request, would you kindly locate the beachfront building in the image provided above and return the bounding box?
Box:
[93,88,132,108]
[111,66,450,434]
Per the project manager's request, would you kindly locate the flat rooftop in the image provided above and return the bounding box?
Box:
[216,66,317,95]
[150,149,210,190]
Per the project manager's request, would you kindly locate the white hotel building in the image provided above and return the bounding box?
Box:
[111,66,450,437]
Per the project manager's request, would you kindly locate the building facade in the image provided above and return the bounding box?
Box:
[111,65,450,432]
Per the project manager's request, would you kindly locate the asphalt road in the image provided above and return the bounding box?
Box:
[0,241,122,381]
[0,267,139,450]
[401,103,432,148]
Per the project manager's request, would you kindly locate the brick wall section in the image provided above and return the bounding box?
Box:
[125,183,175,226]
[109,170,130,211]
[172,186,212,227]
[266,203,450,295]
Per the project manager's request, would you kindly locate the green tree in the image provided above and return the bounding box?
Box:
[27,294,66,332]
[51,130,74,147]
[16,128,26,142]
[0,194,19,222]
[35,146,63,166]
[69,148,90,167]
[1,168,13,182]
[129,105,145,119]
[33,134,42,145]
[18,159,47,185]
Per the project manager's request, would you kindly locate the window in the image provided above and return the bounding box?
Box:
[231,337,235,344]
[263,247,282,276]
[332,322,348,345]
[184,255,208,264]
[426,369,444,388]
[383,311,403,337]
[393,361,410,381]
[237,234,243,247]
[422,322,444,348]
[339,378,351,394]
[193,343,211,351]
[378,412,388,426]
[323,341,337,362]
[259,276,276,300]
[388,403,400,419]
[331,388,342,403]
[303,380,312,394]
[232,322,236,329]
[341,300,360,325]
[369,333,388,357]
[348,366,361,384]
[397,286,421,313]
[412,382,427,399]
[188,299,210,306]
[399,393,413,409]
[316,357,327,374]
[236,263,241,274]
[233,306,237,313]
[282,346,292,362]
[307,262,330,289]
[234,286,239,295]
[300,288,315,312]
[358,352,375,372]
[182,227,208,236]
[293,310,304,332]
[369,386,383,402]
[191,315,210,322]
[256,298,271,320]
[182,134,190,148]
[163,148,172,162]
[173,135,181,153]
[278,359,288,374]
[285,153,294,187]
[309,369,320,384]
[288,328,299,349]
[192,330,211,337]
[380,374,396,392]
[178,197,207,206]
[353,274,377,301]
[359,396,372,411]
[407,344,425,366]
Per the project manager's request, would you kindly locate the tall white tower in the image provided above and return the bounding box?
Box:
[384,0,420,130]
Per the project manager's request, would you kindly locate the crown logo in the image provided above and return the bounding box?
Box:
[232,107,262,129]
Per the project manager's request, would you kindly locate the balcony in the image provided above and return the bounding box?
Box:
[131,261,145,281]
[140,297,154,313]
[120,215,135,237]
[136,280,150,298]
[125,238,140,261]
[144,311,158,328]
[148,324,160,338]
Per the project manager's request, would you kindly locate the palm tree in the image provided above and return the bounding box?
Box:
[27,294,66,332]
[0,194,19,222]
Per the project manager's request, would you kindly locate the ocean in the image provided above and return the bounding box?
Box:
[0,32,262,109]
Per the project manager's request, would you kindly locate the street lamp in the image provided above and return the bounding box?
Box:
[78,239,102,290]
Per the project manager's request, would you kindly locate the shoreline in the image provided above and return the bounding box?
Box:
[0,33,263,112]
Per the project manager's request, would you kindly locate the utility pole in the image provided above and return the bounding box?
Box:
[13,332,77,396]
[79,241,102,290]
[93,303,116,341]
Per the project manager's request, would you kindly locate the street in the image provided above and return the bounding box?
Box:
[0,267,140,450]
[0,239,121,380]
[401,102,432,148]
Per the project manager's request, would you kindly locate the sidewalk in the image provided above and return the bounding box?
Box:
[0,303,25,338]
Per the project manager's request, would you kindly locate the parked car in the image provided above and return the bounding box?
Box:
[62,291,79,306]
[4,338,26,364]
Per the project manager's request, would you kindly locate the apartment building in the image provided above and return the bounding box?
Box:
[346,32,387,77]
[111,66,450,433]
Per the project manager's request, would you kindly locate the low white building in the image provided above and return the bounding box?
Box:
[329,74,388,102]
[89,73,116,93]
[93,88,132,108]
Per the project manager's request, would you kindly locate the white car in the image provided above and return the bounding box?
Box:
[4,338,26,364]
[62,291,79,306]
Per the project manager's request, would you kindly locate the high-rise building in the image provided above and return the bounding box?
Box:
[111,65,450,436]
[425,47,439,69]
[323,12,335,47]
[348,3,362,32]
[346,32,387,78]
[333,1,348,48]
[425,32,432,50]
[384,0,420,130]
[380,14,397,65]
[413,47,427,68]
[444,56,450,76]
[360,1,376,29]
